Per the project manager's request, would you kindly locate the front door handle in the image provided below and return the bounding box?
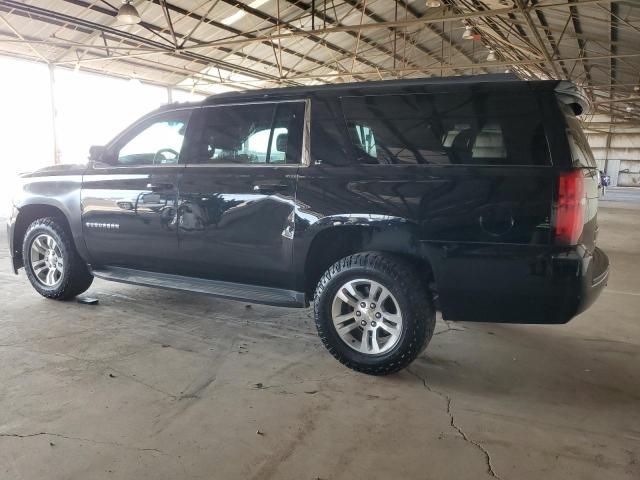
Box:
[146,182,174,192]
[252,183,288,194]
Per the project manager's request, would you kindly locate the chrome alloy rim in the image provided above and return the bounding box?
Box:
[331,279,403,355]
[30,234,64,287]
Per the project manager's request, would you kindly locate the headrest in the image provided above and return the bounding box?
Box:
[275,133,288,152]
[209,128,240,151]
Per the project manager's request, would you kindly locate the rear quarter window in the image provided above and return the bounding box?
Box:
[559,103,596,168]
[340,92,551,166]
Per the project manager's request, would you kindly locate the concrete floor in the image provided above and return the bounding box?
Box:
[1,192,639,480]
[601,186,640,206]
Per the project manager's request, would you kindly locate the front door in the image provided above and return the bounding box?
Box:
[176,100,307,290]
[81,109,192,273]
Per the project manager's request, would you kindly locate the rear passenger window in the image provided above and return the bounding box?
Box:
[341,93,550,166]
[559,103,596,168]
[310,98,353,166]
[193,102,305,165]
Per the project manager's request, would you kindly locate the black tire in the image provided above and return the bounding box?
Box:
[22,217,93,300]
[314,252,435,375]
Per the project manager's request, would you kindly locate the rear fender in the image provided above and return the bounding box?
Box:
[293,214,434,293]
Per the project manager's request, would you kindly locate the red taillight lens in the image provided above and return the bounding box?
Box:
[555,170,585,244]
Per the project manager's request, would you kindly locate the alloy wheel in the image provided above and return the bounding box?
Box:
[30,234,64,287]
[331,278,403,355]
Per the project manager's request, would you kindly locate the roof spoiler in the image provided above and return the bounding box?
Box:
[554,81,591,116]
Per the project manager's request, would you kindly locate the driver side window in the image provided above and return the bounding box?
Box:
[117,114,188,166]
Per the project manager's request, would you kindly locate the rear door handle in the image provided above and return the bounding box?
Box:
[146,182,174,191]
[252,183,288,194]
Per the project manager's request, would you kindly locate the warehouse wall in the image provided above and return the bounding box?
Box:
[586,119,640,187]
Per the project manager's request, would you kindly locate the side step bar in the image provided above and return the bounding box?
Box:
[91,266,306,308]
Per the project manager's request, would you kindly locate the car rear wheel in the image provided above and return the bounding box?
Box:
[314,252,435,375]
[22,217,93,300]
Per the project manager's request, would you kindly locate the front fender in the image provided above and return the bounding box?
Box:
[11,174,89,264]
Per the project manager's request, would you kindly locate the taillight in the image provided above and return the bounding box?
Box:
[555,170,585,244]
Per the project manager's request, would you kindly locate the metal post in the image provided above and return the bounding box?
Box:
[48,64,60,165]
[167,86,173,103]
[604,126,612,174]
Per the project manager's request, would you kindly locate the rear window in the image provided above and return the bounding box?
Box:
[559,103,596,168]
[341,92,550,166]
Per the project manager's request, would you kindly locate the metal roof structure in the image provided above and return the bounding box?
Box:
[0,1,638,128]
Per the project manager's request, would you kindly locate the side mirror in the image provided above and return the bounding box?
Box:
[89,145,107,162]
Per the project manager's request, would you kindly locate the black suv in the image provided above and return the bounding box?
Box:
[7,75,609,375]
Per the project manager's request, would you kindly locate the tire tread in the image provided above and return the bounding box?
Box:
[22,217,93,300]
[313,252,435,375]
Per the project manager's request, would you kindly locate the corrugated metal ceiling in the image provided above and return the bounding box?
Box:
[0,0,638,126]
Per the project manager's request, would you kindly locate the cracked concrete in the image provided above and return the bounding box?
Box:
[1,202,640,479]
[0,432,166,455]
[408,368,501,479]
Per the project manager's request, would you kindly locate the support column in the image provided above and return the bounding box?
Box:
[48,64,60,165]
[604,127,612,173]
[167,86,173,104]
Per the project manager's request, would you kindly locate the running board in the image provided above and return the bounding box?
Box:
[91,266,306,308]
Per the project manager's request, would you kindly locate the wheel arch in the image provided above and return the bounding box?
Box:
[11,203,74,271]
[299,216,436,299]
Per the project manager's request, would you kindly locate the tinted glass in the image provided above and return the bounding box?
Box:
[341,92,550,166]
[117,113,189,166]
[559,103,596,168]
[310,98,353,166]
[193,102,305,165]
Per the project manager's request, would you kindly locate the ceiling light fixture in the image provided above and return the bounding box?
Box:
[634,85,640,92]
[117,1,141,25]
[425,0,442,7]
[222,0,269,26]
[486,50,497,62]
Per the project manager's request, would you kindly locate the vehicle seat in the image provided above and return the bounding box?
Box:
[443,126,475,164]
[273,133,288,164]
[208,129,242,163]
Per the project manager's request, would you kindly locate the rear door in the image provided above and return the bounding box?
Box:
[175,100,307,289]
[81,109,192,272]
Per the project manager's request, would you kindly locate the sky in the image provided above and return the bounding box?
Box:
[0,56,204,215]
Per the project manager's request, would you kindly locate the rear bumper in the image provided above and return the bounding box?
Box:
[573,246,609,316]
[429,243,609,324]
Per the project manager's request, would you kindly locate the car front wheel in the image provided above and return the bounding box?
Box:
[314,252,435,375]
[22,217,93,300]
